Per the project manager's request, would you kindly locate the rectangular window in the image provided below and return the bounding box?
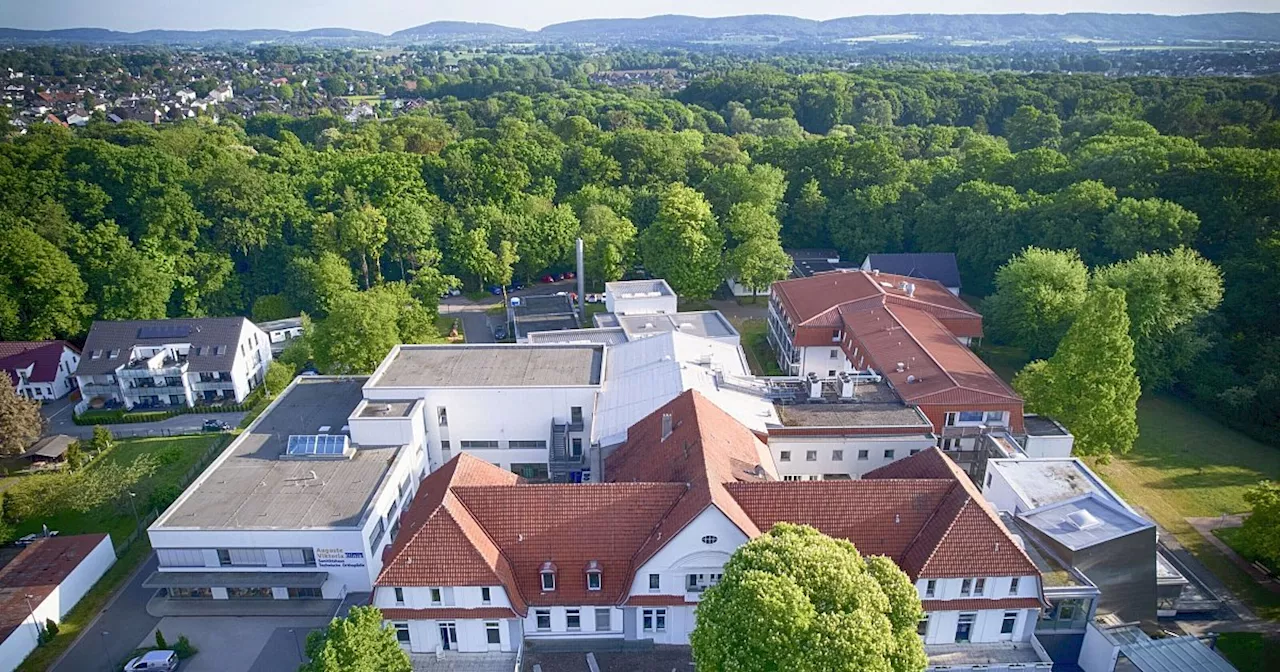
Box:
[394,621,410,643]
[960,578,972,596]
[829,349,838,358]
[226,586,273,599]
[925,580,936,598]
[857,450,869,460]
[279,548,316,567]
[587,572,601,591]
[508,440,547,449]
[805,450,817,462]
[595,608,611,631]
[217,549,266,567]
[430,587,442,605]
[394,587,405,605]
[481,586,492,604]
[832,450,843,461]
[1001,611,1018,635]
[566,609,581,631]
[918,616,929,636]
[541,572,556,591]
[461,440,501,449]
[437,407,448,426]
[955,613,976,643]
[1009,577,1020,595]
[642,608,667,632]
[985,411,1006,425]
[486,621,501,645]
[535,610,551,631]
[571,406,583,425]
[779,451,791,462]
[441,440,450,451]
[648,574,660,592]
[288,587,323,599]
[884,449,895,459]
[827,370,836,377]
[511,463,550,481]
[571,437,583,457]
[974,578,986,596]
[958,411,984,423]
[368,519,386,549]
[783,475,801,481]
[831,329,841,341]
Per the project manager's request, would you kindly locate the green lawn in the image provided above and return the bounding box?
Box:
[11,434,224,544]
[582,302,608,326]
[975,344,1280,619]
[739,318,783,376]
[1216,632,1280,672]
[1214,526,1278,575]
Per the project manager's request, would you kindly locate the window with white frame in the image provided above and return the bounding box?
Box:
[1001,611,1018,635]
[985,411,1006,425]
[430,587,442,605]
[393,621,410,644]
[686,573,721,593]
[481,586,492,604]
[957,411,984,423]
[587,569,602,591]
[806,450,817,461]
[394,587,405,605]
[960,578,973,596]
[884,449,895,459]
[1009,577,1020,595]
[648,574,660,591]
[779,450,791,462]
[642,608,666,632]
[566,609,581,630]
[829,349,838,358]
[540,562,557,591]
[917,616,929,636]
[925,579,936,598]
[535,609,551,631]
[783,475,801,481]
[974,578,986,596]
[486,621,501,645]
[595,608,611,631]
[280,548,316,567]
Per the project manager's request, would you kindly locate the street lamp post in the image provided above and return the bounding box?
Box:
[23,594,42,645]
[126,491,141,529]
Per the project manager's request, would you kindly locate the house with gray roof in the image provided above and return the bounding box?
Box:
[75,318,272,410]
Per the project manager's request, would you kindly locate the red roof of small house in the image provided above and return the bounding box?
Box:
[0,534,109,642]
[0,341,77,387]
[375,391,1038,615]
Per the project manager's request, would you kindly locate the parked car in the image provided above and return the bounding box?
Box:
[202,419,231,432]
[488,285,503,296]
[540,274,556,283]
[585,293,603,304]
[555,272,567,281]
[564,271,576,279]
[124,650,179,671]
[492,324,508,340]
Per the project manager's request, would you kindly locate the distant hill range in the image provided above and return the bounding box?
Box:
[4,13,1280,46]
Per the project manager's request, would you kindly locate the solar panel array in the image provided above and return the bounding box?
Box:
[286,434,348,456]
[137,325,193,340]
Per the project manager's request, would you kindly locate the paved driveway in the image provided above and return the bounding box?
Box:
[53,554,161,672]
[136,616,332,672]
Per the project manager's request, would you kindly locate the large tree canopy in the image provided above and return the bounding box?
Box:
[300,605,411,672]
[691,523,926,672]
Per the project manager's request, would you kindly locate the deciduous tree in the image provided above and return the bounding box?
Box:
[0,379,43,457]
[640,184,725,300]
[1014,287,1140,461]
[1239,481,1280,567]
[985,247,1089,358]
[0,228,91,340]
[691,523,925,672]
[300,605,410,672]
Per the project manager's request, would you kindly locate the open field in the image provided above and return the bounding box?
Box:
[1216,632,1280,672]
[977,344,1280,619]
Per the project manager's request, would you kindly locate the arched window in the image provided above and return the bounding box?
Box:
[539,561,557,591]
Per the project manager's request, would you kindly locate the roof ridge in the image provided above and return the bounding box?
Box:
[899,481,967,570]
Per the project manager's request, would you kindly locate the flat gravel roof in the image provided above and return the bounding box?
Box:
[370,344,604,388]
[776,402,931,428]
[155,378,401,530]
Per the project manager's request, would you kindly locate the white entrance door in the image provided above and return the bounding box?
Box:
[438,621,458,651]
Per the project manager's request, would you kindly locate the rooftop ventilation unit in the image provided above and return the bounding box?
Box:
[1066,509,1104,531]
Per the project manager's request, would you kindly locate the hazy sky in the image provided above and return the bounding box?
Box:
[3,1,1277,33]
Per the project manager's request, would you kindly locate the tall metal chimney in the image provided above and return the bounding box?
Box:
[575,237,585,318]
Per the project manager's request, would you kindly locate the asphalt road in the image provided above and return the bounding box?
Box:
[53,554,161,672]
[439,277,582,343]
[40,398,247,440]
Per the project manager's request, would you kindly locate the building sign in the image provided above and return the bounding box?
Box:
[316,548,366,568]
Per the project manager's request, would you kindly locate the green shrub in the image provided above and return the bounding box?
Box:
[155,629,167,649]
[173,634,197,659]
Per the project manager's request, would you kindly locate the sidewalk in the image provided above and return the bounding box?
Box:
[1187,515,1280,593]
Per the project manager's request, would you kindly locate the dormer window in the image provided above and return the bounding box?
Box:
[91,350,102,360]
[585,560,602,591]
[540,561,557,592]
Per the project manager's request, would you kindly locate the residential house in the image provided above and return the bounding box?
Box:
[254,316,304,355]
[372,391,1050,669]
[76,318,271,410]
[0,341,80,401]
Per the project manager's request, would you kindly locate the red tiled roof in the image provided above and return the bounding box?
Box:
[0,534,108,642]
[377,607,518,620]
[0,341,76,386]
[607,391,778,587]
[773,271,979,329]
[921,598,1043,612]
[623,594,698,606]
[870,449,1039,579]
[379,395,1038,609]
[452,483,687,608]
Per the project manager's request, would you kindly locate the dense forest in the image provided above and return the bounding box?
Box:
[2,55,1279,440]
